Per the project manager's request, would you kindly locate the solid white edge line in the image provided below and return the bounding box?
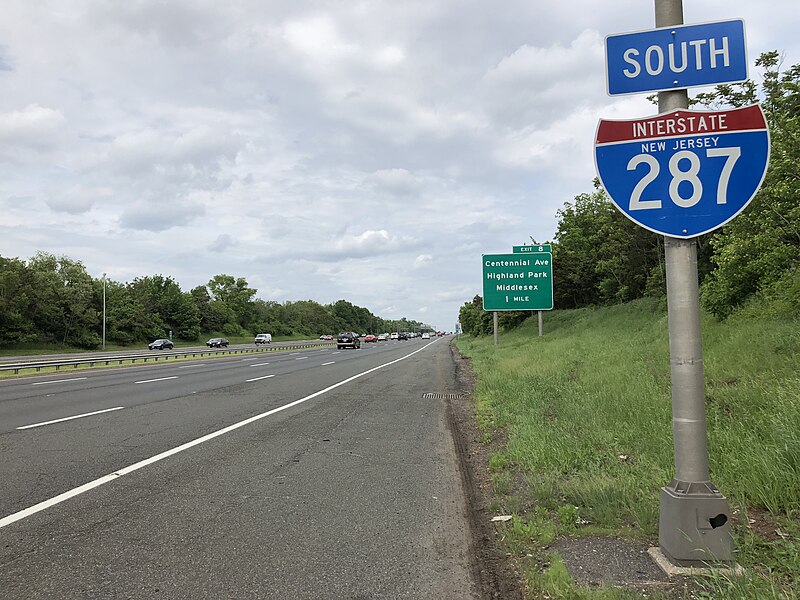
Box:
[0,339,438,530]
[16,407,126,430]
[31,377,88,386]
[321,361,335,366]
[178,364,206,369]
[295,357,308,360]
[245,374,275,382]
[249,363,271,367]
[134,376,178,384]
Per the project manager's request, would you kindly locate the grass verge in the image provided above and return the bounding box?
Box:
[455,297,800,599]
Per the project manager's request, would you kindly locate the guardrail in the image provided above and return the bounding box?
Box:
[0,342,335,375]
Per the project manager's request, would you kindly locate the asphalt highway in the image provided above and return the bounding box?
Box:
[0,337,479,599]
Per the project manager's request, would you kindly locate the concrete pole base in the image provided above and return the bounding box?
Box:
[648,547,743,577]
[658,480,734,567]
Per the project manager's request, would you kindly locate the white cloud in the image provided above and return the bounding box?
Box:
[413,254,433,269]
[282,14,358,61]
[374,45,405,67]
[0,105,64,153]
[329,229,419,260]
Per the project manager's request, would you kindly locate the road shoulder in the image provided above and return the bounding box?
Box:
[446,343,527,599]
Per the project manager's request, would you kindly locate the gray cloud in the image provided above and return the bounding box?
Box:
[209,233,235,252]
[120,200,205,232]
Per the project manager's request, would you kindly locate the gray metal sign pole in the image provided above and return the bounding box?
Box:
[538,310,543,337]
[493,311,499,347]
[656,0,733,567]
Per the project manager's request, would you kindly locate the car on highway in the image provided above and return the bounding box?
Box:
[377,333,388,341]
[364,334,377,343]
[254,333,272,344]
[337,332,361,349]
[390,332,399,340]
[398,332,409,340]
[206,337,229,348]
[148,338,174,350]
[421,332,430,339]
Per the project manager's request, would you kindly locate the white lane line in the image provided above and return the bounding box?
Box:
[246,374,275,382]
[0,339,438,530]
[321,361,335,366]
[333,352,341,355]
[250,362,271,367]
[17,407,125,430]
[295,357,308,360]
[31,377,88,386]
[240,357,260,362]
[178,364,206,369]
[134,376,178,385]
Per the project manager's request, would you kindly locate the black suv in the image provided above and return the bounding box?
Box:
[337,332,361,349]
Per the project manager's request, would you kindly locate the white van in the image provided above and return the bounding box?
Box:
[254,333,272,344]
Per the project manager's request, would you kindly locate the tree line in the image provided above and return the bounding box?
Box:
[461,52,799,335]
[0,254,423,348]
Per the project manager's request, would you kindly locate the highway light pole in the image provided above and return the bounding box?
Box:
[102,273,107,351]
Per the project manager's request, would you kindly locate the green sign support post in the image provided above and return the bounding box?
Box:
[513,245,552,337]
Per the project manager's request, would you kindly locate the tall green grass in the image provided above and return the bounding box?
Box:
[456,297,800,598]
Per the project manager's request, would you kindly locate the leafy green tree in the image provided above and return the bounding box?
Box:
[189,285,214,332]
[26,252,100,347]
[552,181,686,308]
[696,52,800,317]
[331,299,376,333]
[250,299,292,336]
[207,274,256,328]
[129,275,200,340]
[102,280,159,344]
[0,255,36,344]
[458,295,493,336]
[283,300,338,335]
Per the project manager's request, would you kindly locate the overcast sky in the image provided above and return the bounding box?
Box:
[1,1,797,331]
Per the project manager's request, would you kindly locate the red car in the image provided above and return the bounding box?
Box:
[364,334,377,343]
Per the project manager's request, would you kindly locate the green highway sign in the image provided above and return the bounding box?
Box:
[482,252,553,311]
[513,244,552,253]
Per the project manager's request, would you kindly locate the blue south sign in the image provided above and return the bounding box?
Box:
[606,19,747,96]
[595,104,769,238]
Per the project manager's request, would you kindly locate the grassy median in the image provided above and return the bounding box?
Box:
[455,297,800,599]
